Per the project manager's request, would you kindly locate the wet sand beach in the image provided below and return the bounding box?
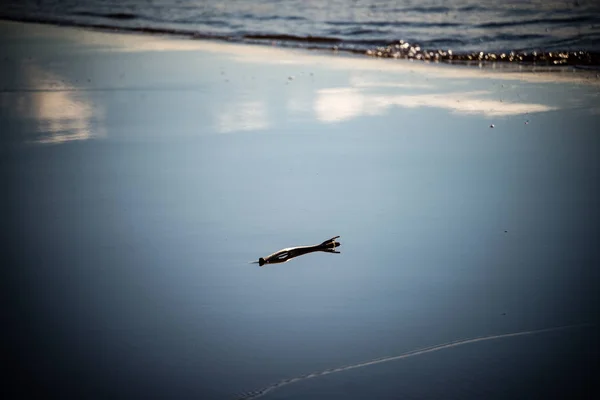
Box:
[2,20,599,399]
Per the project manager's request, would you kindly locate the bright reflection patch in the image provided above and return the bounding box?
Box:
[14,64,105,144]
[315,88,556,122]
[216,100,269,133]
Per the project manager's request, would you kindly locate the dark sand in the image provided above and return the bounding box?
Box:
[2,20,599,399]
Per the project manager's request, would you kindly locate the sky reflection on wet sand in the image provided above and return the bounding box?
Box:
[1,21,597,143]
[2,20,599,400]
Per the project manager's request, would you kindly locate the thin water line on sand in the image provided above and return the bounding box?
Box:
[234,323,593,400]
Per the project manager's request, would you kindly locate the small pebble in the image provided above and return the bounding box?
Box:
[490,124,495,128]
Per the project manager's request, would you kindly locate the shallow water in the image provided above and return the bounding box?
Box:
[2,22,599,399]
[1,0,600,64]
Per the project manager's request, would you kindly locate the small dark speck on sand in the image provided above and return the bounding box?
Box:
[490,124,495,128]
[504,230,508,233]
[502,313,506,315]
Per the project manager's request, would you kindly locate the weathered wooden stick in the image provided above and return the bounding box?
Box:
[255,236,341,266]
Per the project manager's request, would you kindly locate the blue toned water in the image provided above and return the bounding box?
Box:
[1,21,599,400]
[1,0,600,64]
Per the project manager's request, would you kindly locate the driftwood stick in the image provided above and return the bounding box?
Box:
[256,236,341,266]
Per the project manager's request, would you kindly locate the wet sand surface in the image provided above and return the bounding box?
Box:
[2,21,599,399]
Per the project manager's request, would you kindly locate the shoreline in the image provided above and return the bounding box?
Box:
[1,18,599,91]
[1,15,600,69]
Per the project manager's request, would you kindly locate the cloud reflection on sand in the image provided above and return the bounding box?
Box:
[5,64,105,144]
[216,99,269,133]
[315,87,556,122]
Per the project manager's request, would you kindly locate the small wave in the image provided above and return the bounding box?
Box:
[73,11,138,20]
[365,39,600,66]
[476,15,597,29]
[235,13,307,22]
[242,33,342,44]
[325,20,462,28]
[502,7,575,18]
[458,5,489,12]
[395,21,464,28]
[551,32,600,46]
[329,27,388,36]
[401,6,451,14]
[478,33,548,42]
[393,4,490,14]
[176,18,235,27]
[418,38,468,48]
